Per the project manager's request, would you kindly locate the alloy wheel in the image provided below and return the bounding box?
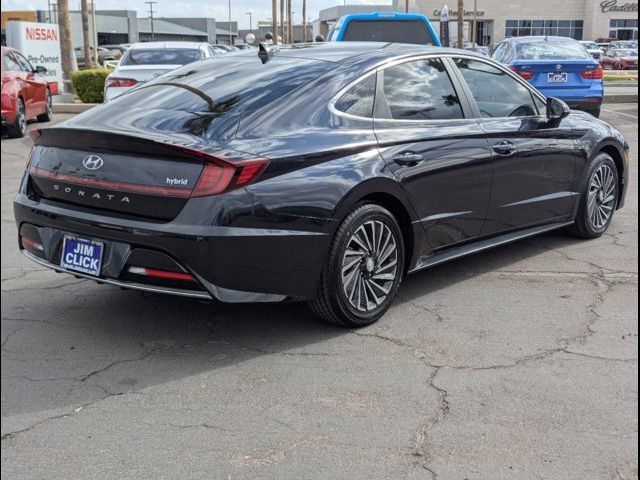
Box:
[17,100,26,134]
[587,163,616,230]
[341,220,399,313]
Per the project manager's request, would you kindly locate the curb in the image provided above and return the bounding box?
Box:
[52,103,98,114]
[603,94,638,104]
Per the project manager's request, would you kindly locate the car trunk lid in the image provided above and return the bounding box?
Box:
[27,127,264,221]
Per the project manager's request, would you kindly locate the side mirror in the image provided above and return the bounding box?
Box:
[547,97,570,121]
[34,65,48,74]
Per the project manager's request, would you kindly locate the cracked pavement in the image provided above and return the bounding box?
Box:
[2,106,638,479]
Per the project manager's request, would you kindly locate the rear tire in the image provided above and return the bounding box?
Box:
[567,153,618,239]
[37,89,53,123]
[309,203,405,327]
[6,98,26,138]
[591,108,601,118]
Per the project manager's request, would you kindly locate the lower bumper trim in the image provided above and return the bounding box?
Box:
[21,249,289,303]
[21,249,213,300]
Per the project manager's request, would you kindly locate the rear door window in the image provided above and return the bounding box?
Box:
[454,58,539,118]
[377,58,463,121]
[343,20,434,45]
[334,74,376,118]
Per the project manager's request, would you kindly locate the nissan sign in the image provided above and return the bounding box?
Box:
[5,21,63,94]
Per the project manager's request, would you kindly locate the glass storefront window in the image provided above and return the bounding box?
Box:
[506,19,583,40]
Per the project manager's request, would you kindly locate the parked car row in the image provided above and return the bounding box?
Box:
[580,39,638,69]
[74,46,123,69]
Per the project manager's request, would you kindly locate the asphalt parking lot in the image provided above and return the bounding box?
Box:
[1,105,638,480]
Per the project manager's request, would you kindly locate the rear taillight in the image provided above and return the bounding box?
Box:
[106,77,138,88]
[20,235,44,254]
[510,67,534,80]
[163,143,270,197]
[581,66,604,79]
[191,158,270,197]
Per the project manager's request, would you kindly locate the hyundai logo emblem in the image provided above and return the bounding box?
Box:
[82,155,104,171]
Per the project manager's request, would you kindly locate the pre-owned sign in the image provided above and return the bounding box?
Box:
[5,21,62,94]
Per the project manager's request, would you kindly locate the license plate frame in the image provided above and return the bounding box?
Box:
[548,72,568,83]
[60,235,104,277]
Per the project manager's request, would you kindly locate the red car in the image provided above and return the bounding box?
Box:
[601,48,639,70]
[1,47,53,138]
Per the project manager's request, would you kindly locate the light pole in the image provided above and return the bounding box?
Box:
[228,0,233,46]
[472,0,478,46]
[246,11,252,32]
[145,1,157,41]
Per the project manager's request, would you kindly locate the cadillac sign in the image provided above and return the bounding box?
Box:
[600,0,639,12]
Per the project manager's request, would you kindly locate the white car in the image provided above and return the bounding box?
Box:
[579,41,604,60]
[103,42,219,102]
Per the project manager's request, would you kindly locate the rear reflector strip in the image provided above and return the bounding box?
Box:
[21,236,44,252]
[128,266,195,282]
[28,166,192,198]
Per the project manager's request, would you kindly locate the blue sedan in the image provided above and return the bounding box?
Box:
[492,36,604,117]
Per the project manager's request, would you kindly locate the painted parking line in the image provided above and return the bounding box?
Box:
[602,109,639,120]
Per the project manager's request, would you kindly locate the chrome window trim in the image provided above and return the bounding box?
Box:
[329,51,549,124]
[328,69,378,122]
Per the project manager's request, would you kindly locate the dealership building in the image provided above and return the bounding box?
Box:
[315,0,638,46]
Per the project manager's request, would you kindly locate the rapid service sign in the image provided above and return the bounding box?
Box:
[6,21,62,94]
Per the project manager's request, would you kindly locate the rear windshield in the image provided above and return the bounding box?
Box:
[616,49,638,57]
[109,56,331,116]
[343,20,434,45]
[516,41,592,60]
[121,48,203,66]
[582,42,598,49]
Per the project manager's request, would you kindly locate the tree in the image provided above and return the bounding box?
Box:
[81,0,93,69]
[272,0,278,44]
[457,0,464,48]
[57,0,76,93]
[302,0,307,42]
[287,0,293,44]
[280,0,285,43]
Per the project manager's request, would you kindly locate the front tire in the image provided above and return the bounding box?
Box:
[310,203,405,327]
[37,89,53,123]
[567,153,619,239]
[6,98,27,138]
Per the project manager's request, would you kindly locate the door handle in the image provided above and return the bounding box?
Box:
[393,152,425,166]
[492,140,517,156]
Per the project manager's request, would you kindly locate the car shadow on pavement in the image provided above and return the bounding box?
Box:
[1,229,585,419]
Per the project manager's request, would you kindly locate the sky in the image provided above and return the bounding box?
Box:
[1,0,392,29]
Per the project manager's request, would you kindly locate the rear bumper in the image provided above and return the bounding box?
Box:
[536,84,604,111]
[565,98,604,112]
[14,194,329,302]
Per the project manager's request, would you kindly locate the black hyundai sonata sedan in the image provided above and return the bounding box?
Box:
[14,43,629,327]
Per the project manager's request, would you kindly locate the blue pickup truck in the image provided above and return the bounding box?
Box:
[327,12,442,46]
